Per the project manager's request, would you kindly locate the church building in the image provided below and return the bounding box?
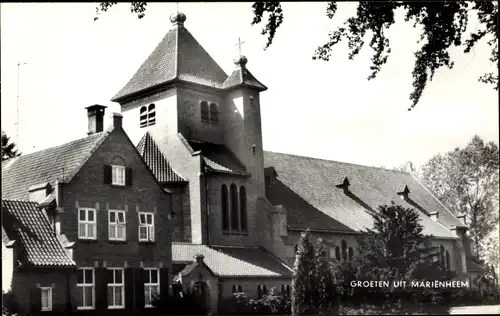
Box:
[111,11,485,313]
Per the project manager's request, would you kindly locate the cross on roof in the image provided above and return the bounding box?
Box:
[176,2,179,13]
[235,37,245,57]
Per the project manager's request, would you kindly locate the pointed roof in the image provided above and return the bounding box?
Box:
[112,12,228,102]
[223,56,267,91]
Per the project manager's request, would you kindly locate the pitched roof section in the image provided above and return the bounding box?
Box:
[172,243,292,277]
[187,140,250,176]
[264,151,463,239]
[2,131,111,200]
[223,56,267,92]
[112,16,228,102]
[2,200,76,267]
[137,132,186,184]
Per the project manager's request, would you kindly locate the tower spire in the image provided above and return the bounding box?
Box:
[235,37,245,58]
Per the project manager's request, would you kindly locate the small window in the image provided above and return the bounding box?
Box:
[239,186,247,232]
[209,103,219,123]
[78,209,96,240]
[232,285,243,293]
[140,104,156,128]
[348,247,354,261]
[77,268,95,309]
[329,247,335,259]
[281,284,290,297]
[107,268,125,309]
[200,101,209,121]
[144,268,159,307]
[112,165,126,186]
[341,240,347,261]
[445,251,450,271]
[41,287,52,311]
[335,246,340,261]
[139,212,155,242]
[109,210,126,241]
[230,184,239,230]
[221,184,229,232]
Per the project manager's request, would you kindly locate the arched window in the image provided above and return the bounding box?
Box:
[221,185,229,231]
[239,186,247,232]
[209,103,219,123]
[294,244,298,253]
[341,240,347,261]
[238,285,243,292]
[200,101,209,121]
[262,285,268,295]
[286,285,291,297]
[445,251,450,271]
[230,184,239,230]
[348,247,354,261]
[281,284,291,297]
[140,104,156,128]
[232,285,237,293]
[335,246,340,261]
[440,245,445,268]
[257,285,262,298]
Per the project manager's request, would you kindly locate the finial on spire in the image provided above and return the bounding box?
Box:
[233,37,248,67]
[170,10,186,26]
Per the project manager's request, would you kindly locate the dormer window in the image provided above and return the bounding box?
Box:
[140,104,156,128]
[200,101,219,123]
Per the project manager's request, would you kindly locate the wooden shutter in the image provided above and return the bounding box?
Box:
[30,286,42,314]
[125,268,135,309]
[159,268,169,302]
[135,268,145,308]
[125,168,132,186]
[95,267,108,310]
[103,165,112,184]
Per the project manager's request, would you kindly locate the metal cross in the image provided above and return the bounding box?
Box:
[235,37,245,57]
[176,2,179,13]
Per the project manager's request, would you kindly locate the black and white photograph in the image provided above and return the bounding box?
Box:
[1,2,499,315]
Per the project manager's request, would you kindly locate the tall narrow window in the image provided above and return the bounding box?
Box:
[107,268,125,309]
[341,240,347,261]
[140,104,156,128]
[348,247,354,261]
[221,185,229,232]
[230,184,239,230]
[335,246,340,261]
[77,268,95,310]
[445,251,450,271]
[139,212,155,242]
[109,210,126,241]
[200,101,209,121]
[78,209,96,240]
[209,103,219,123]
[239,186,247,232]
[140,106,148,128]
[41,287,52,311]
[144,268,159,307]
[148,104,156,126]
[440,245,445,268]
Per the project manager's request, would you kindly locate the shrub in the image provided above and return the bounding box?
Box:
[2,291,21,316]
[151,291,208,315]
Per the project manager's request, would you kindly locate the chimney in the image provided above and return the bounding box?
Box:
[85,105,107,135]
[194,254,205,264]
[397,185,410,201]
[336,177,350,195]
[112,112,123,129]
[429,211,439,221]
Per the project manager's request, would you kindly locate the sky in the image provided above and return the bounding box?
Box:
[1,2,498,169]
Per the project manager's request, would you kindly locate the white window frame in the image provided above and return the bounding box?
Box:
[144,268,160,308]
[78,208,96,240]
[40,287,52,311]
[111,165,126,186]
[108,210,126,241]
[107,268,125,309]
[138,212,155,242]
[77,268,95,310]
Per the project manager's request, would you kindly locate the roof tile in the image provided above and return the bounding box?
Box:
[187,140,249,176]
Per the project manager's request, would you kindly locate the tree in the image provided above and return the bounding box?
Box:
[2,131,20,161]
[95,1,498,111]
[291,229,316,316]
[420,135,499,260]
[314,238,336,315]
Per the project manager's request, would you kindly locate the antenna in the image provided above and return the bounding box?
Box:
[16,62,28,149]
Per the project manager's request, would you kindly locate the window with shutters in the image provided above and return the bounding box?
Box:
[40,287,52,311]
[139,212,155,242]
[77,268,95,310]
[78,209,96,240]
[112,165,126,186]
[107,268,125,309]
[140,104,156,128]
[144,268,159,308]
[109,210,126,241]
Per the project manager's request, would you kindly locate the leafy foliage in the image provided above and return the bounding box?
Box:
[314,238,337,315]
[291,229,317,315]
[219,291,291,315]
[2,290,21,316]
[94,2,147,21]
[420,135,499,260]
[252,1,498,110]
[2,131,20,161]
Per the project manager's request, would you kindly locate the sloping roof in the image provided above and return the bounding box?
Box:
[264,151,462,239]
[187,140,249,176]
[223,64,267,92]
[37,192,56,209]
[1,200,76,267]
[137,132,186,184]
[2,131,111,200]
[172,243,292,277]
[467,257,486,273]
[112,21,228,102]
